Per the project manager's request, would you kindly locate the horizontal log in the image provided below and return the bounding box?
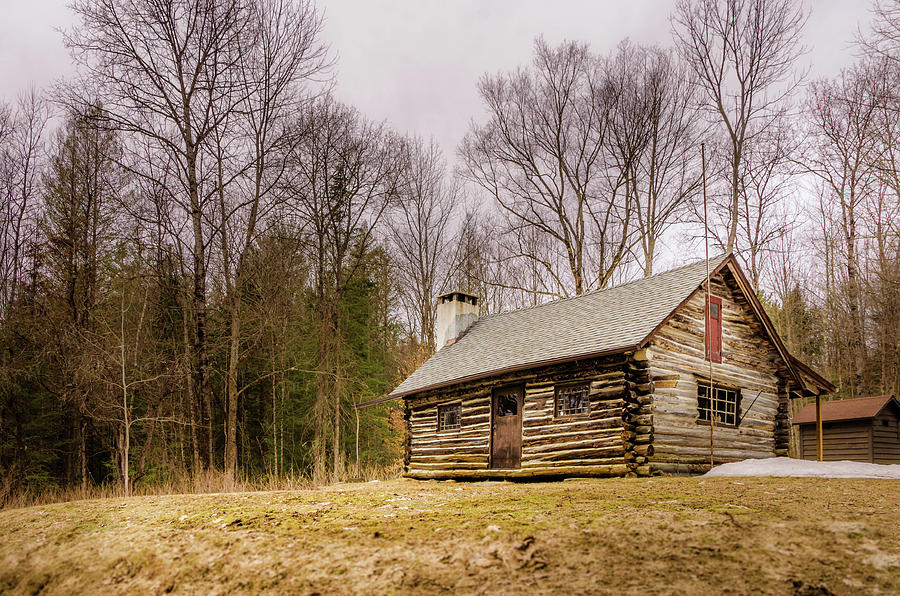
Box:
[653,420,775,440]
[411,427,490,444]
[411,423,490,437]
[524,441,623,458]
[404,464,630,480]
[524,449,625,465]
[523,410,624,429]
[624,413,653,426]
[652,373,680,382]
[654,432,773,450]
[651,461,715,475]
[653,444,771,460]
[409,454,489,465]
[633,444,654,456]
[520,458,625,469]
[410,444,489,456]
[405,461,487,470]
[523,432,621,450]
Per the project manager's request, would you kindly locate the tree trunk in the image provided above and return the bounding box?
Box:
[79,418,88,491]
[181,293,201,475]
[225,301,241,481]
[187,147,212,470]
[643,235,656,278]
[727,148,740,253]
[313,333,328,483]
[121,301,130,497]
[332,328,342,481]
[844,195,865,394]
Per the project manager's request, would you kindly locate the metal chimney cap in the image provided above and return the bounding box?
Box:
[437,291,479,306]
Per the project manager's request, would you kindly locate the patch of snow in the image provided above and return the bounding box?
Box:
[703,457,900,479]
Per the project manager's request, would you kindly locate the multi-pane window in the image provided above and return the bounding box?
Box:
[555,384,590,417]
[437,403,461,431]
[697,383,740,426]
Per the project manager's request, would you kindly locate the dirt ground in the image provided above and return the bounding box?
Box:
[0,476,897,595]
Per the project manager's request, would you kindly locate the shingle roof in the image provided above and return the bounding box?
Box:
[792,395,899,425]
[389,254,730,398]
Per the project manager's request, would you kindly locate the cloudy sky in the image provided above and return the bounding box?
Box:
[0,0,874,161]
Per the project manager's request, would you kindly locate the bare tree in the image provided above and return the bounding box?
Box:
[76,270,173,496]
[0,90,49,313]
[390,137,456,350]
[217,0,330,482]
[864,183,900,395]
[859,0,900,67]
[461,38,623,296]
[734,118,798,288]
[803,60,885,393]
[672,0,807,253]
[285,96,400,481]
[607,43,702,277]
[42,104,123,488]
[67,0,255,470]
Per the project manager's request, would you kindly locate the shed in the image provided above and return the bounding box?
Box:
[792,395,900,464]
[389,254,834,479]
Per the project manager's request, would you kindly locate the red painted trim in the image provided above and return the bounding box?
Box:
[706,295,723,363]
[638,256,733,348]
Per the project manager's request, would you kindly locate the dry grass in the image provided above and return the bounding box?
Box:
[0,476,897,595]
[0,462,403,510]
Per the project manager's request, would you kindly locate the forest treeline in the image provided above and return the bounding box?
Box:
[1,0,898,502]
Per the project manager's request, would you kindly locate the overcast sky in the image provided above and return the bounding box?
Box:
[0,0,874,162]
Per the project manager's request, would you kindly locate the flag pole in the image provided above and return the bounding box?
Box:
[702,142,715,468]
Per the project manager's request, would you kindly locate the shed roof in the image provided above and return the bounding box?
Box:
[792,395,899,425]
[389,255,731,398]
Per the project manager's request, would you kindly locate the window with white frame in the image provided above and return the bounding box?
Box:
[555,384,590,417]
[697,383,740,426]
[437,403,461,431]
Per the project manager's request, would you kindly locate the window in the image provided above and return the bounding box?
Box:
[697,383,740,426]
[555,384,590,417]
[437,403,461,431]
[496,391,519,417]
[705,296,723,363]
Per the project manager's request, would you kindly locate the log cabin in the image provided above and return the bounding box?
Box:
[792,395,900,464]
[389,254,835,479]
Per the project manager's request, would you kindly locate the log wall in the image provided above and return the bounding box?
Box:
[404,355,631,479]
[648,269,793,474]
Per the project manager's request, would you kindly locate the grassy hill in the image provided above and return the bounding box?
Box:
[0,477,897,595]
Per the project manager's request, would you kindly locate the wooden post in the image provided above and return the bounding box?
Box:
[815,394,823,462]
[702,142,715,468]
[355,406,360,477]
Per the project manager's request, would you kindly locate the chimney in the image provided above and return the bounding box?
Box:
[435,291,479,351]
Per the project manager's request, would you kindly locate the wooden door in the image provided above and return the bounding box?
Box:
[491,386,523,469]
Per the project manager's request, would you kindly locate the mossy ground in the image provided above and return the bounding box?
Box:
[0,476,897,594]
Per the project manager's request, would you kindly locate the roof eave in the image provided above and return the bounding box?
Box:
[792,415,872,425]
[637,254,733,349]
[788,356,837,395]
[389,343,640,400]
[638,254,835,396]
